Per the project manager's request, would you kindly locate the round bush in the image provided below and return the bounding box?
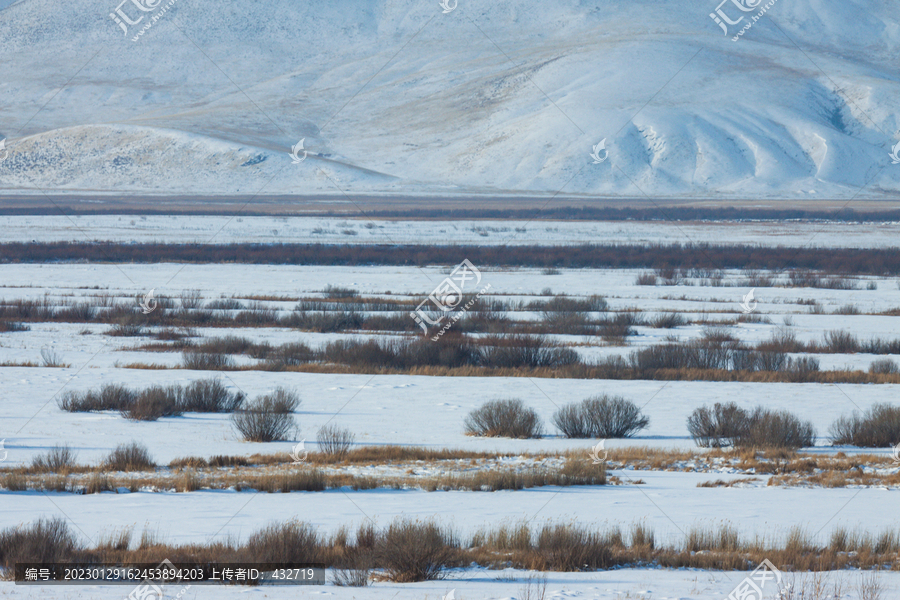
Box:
[464,399,543,439]
[552,395,649,438]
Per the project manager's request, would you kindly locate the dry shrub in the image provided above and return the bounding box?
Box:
[869,358,899,375]
[534,523,612,570]
[317,425,355,459]
[689,404,815,449]
[740,407,816,449]
[830,404,900,447]
[687,402,749,448]
[208,455,250,468]
[231,389,299,442]
[104,442,155,472]
[58,383,135,412]
[181,379,245,412]
[121,385,183,421]
[464,399,543,439]
[31,444,78,473]
[479,335,579,369]
[244,520,321,563]
[375,519,458,582]
[0,517,81,570]
[182,351,234,370]
[552,395,649,438]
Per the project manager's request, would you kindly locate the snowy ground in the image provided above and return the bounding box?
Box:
[3,215,900,248]
[10,568,899,600]
[2,235,899,597]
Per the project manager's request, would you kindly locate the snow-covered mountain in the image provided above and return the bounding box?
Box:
[1,0,899,199]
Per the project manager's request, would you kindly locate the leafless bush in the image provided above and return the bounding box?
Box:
[518,573,548,600]
[180,289,203,310]
[58,384,135,412]
[331,566,370,587]
[40,348,66,367]
[324,285,359,299]
[121,385,183,421]
[869,358,899,375]
[687,402,750,448]
[317,425,355,459]
[181,379,245,412]
[30,445,78,473]
[375,519,458,582]
[479,335,579,369]
[244,520,322,563]
[534,523,613,570]
[649,312,688,328]
[182,351,235,370]
[635,272,658,286]
[0,321,29,333]
[0,517,81,570]
[231,389,299,442]
[106,322,144,337]
[464,399,543,439]
[104,442,155,471]
[552,395,649,438]
[207,298,244,310]
[267,342,315,367]
[739,407,816,449]
[830,404,900,447]
[824,330,860,352]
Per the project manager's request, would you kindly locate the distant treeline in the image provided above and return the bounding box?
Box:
[2,241,899,273]
[2,204,900,221]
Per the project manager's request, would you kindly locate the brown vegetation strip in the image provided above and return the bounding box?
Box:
[2,517,898,581]
[2,242,900,274]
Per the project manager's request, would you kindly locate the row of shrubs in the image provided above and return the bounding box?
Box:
[466,397,900,450]
[173,331,899,383]
[464,396,649,439]
[58,379,246,420]
[3,516,899,583]
[5,239,900,274]
[57,380,301,442]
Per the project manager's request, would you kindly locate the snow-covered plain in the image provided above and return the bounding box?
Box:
[1,225,899,597]
[1,0,900,198]
[3,215,900,248]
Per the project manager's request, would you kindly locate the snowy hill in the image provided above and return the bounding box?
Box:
[0,0,899,199]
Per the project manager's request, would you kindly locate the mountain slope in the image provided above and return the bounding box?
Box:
[0,0,898,199]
